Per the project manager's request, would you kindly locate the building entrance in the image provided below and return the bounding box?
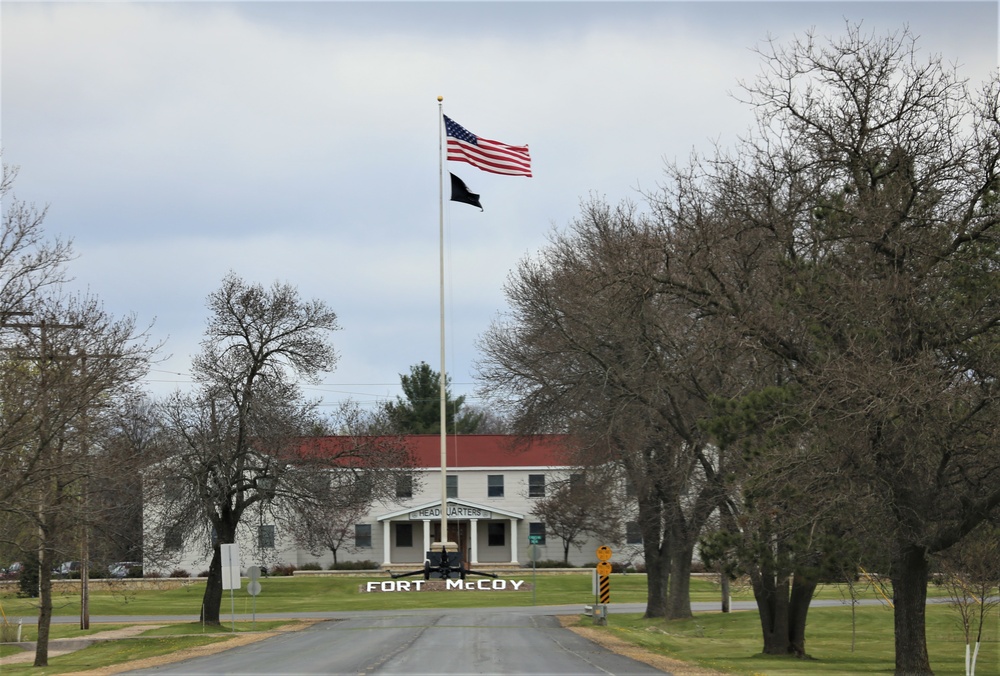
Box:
[431,521,469,566]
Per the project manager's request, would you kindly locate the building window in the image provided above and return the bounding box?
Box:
[355,524,372,548]
[625,479,637,498]
[353,472,373,500]
[528,474,545,498]
[164,478,184,504]
[487,522,505,547]
[164,524,183,551]
[447,475,458,499]
[395,474,413,499]
[396,523,413,548]
[626,521,643,545]
[569,473,583,494]
[487,474,504,498]
[258,524,275,549]
[529,522,546,545]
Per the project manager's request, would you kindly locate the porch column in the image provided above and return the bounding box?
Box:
[382,521,391,566]
[469,519,479,564]
[509,518,519,564]
[422,520,431,554]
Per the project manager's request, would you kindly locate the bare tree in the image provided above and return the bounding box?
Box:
[0,294,154,666]
[0,163,75,508]
[291,500,369,567]
[936,523,1000,676]
[529,471,622,564]
[477,201,731,619]
[652,24,1000,675]
[287,403,417,567]
[146,273,339,624]
[0,164,73,332]
[144,273,416,625]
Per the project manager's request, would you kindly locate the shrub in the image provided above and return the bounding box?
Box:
[529,559,572,568]
[197,570,210,578]
[582,561,643,573]
[298,562,322,571]
[142,570,161,578]
[170,568,190,578]
[17,558,39,598]
[269,563,297,576]
[0,619,19,643]
[329,560,380,570]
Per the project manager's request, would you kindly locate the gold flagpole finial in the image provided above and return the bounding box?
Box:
[437,95,443,102]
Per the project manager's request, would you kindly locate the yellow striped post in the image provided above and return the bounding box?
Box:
[599,573,610,604]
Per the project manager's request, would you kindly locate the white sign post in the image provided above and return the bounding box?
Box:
[220,544,241,631]
[246,565,261,628]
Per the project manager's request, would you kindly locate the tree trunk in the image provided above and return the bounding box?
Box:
[643,542,669,618]
[752,566,792,655]
[638,495,669,618]
[201,515,240,625]
[721,570,731,613]
[200,544,223,626]
[34,545,54,667]
[788,574,817,658]
[891,543,933,676]
[666,538,694,620]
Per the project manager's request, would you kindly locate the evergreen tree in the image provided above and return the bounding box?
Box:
[384,362,481,434]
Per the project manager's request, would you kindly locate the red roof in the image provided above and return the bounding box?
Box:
[403,434,573,468]
[299,434,574,469]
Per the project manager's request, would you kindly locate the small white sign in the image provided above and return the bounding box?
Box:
[221,543,241,591]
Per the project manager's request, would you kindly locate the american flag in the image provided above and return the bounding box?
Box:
[444,115,532,177]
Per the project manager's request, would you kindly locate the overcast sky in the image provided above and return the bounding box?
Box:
[2,1,997,416]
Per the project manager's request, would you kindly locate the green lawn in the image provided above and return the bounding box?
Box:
[0,622,129,643]
[598,603,998,676]
[0,635,233,676]
[0,572,675,617]
[0,574,902,618]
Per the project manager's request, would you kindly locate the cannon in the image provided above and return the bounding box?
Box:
[390,545,498,580]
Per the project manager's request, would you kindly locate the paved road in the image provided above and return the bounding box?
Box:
[122,608,669,675]
[46,600,763,625]
[42,600,896,676]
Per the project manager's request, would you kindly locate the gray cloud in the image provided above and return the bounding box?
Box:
[3,1,996,410]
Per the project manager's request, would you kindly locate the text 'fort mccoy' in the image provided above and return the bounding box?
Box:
[362,579,527,592]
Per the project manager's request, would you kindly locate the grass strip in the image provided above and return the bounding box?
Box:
[594,603,998,676]
[139,620,294,636]
[0,635,231,676]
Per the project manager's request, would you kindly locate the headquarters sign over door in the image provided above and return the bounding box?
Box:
[410,505,492,520]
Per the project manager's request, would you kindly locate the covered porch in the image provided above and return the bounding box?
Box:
[376,498,524,568]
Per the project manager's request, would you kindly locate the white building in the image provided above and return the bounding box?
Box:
[152,435,625,575]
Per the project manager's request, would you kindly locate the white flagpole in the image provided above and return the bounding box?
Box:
[436,96,449,551]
